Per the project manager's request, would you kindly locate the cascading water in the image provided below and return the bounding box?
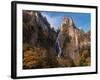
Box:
[55,32,65,58]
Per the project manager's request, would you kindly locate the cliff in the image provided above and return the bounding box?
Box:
[57,17,90,66]
[23,11,58,69]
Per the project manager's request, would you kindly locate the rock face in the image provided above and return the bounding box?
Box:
[23,11,38,47]
[56,17,90,66]
[60,17,80,65]
[23,11,58,69]
[23,11,57,48]
[23,11,91,69]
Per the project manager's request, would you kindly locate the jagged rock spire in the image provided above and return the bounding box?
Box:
[60,16,74,32]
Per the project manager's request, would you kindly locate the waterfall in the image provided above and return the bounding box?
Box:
[55,32,63,58]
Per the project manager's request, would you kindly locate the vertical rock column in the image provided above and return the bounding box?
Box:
[60,17,81,66]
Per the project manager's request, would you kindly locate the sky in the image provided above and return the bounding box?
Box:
[41,11,91,32]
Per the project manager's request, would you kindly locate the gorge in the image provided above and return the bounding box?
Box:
[23,11,91,69]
